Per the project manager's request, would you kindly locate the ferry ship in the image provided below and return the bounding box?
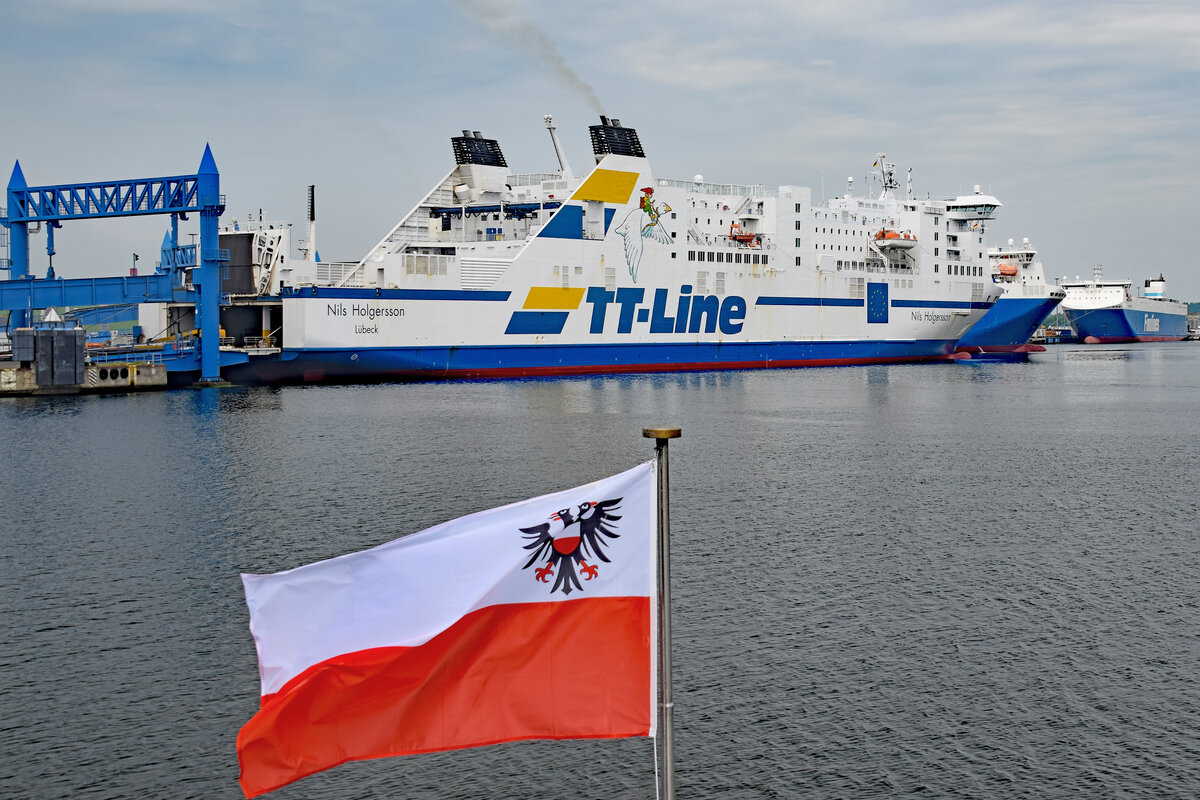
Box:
[955,238,1064,358]
[148,116,1005,383]
[1059,265,1188,343]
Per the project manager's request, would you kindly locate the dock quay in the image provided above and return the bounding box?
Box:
[0,327,167,395]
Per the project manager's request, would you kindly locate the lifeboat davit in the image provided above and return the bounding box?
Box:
[730,222,758,246]
[874,229,917,250]
[996,262,1019,277]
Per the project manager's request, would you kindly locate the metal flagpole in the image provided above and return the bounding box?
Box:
[644,426,680,800]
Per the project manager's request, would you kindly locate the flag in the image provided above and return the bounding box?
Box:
[872,160,878,167]
[236,462,658,797]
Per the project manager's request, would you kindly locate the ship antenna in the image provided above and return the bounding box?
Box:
[544,115,574,180]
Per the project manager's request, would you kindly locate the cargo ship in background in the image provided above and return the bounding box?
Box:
[955,238,1064,359]
[133,116,1005,383]
[1059,265,1188,343]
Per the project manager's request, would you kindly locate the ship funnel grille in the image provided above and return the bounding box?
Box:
[589,115,645,159]
[451,132,508,167]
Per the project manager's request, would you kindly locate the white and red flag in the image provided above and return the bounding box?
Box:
[237,462,657,797]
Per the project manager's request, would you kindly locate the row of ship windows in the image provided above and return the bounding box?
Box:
[687,251,769,265]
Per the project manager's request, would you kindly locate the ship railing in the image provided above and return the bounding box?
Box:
[508,173,562,187]
[656,178,772,197]
[317,261,364,287]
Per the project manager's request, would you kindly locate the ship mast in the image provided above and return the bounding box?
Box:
[544,115,574,180]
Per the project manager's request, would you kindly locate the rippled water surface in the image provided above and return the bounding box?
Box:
[3,343,1200,798]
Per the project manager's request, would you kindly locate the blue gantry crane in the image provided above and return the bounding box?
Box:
[1,146,228,383]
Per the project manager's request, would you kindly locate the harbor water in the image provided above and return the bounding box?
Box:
[2,342,1199,798]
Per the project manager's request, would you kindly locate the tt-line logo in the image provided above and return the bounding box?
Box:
[584,285,746,335]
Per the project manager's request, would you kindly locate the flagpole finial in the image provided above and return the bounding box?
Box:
[642,427,681,440]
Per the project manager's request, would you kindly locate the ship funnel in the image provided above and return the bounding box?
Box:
[589,114,645,162]
[451,129,508,167]
[304,184,317,262]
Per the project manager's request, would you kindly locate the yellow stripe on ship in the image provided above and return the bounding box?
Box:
[571,169,639,205]
[523,287,586,310]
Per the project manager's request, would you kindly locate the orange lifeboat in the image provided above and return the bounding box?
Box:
[730,222,758,246]
[996,262,1018,277]
[873,229,917,250]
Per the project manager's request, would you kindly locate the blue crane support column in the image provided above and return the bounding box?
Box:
[6,161,31,327]
[196,145,222,384]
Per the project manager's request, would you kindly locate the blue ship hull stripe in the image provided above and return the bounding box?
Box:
[281,287,512,302]
[756,296,864,307]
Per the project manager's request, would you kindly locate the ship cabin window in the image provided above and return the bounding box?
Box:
[717,253,725,263]
[688,251,695,261]
[934,264,939,273]
[795,203,803,213]
[707,219,711,225]
[671,212,676,219]
[671,252,677,259]
[795,238,802,247]
[795,257,802,266]
[754,255,762,265]
[670,231,676,238]
[934,247,939,256]
[707,252,715,262]
[795,221,802,230]
[934,232,939,241]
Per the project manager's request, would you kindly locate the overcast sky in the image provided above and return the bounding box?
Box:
[4,0,1199,298]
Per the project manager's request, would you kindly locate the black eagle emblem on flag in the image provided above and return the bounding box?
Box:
[520,498,623,595]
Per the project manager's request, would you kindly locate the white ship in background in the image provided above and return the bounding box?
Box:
[148,116,1006,382]
[1060,265,1187,343]
[955,238,1064,358]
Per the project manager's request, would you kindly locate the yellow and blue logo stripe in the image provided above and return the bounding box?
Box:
[504,287,585,335]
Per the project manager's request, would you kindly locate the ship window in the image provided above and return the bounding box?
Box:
[688,251,695,261]
[574,266,583,275]
[717,252,725,263]
[671,252,677,259]
[716,272,726,295]
[671,212,676,219]
[696,271,707,291]
[934,232,939,241]
[795,221,802,230]
[795,203,802,212]
[707,252,715,262]
[763,255,768,266]
[795,257,802,266]
[934,247,939,256]
[671,231,676,238]
[753,255,761,265]
[934,264,939,273]
[795,238,802,247]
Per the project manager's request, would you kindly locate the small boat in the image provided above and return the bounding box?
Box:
[873,229,917,250]
[728,222,758,246]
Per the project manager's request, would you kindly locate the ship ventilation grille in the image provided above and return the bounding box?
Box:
[460,257,512,289]
[589,115,645,158]
[451,131,508,167]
